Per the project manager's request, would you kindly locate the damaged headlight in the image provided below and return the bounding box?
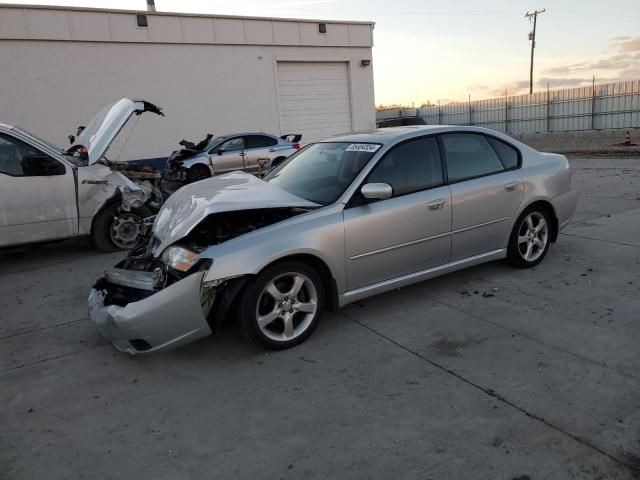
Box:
[120,187,147,211]
[162,246,200,272]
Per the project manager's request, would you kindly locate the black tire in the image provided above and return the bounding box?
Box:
[507,206,552,268]
[238,261,325,350]
[92,203,153,253]
[187,164,211,183]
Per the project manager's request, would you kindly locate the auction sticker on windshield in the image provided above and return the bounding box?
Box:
[346,143,381,152]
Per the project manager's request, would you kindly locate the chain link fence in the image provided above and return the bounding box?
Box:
[377,80,640,134]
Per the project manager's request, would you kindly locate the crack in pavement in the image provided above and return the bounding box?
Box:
[431,298,640,383]
[341,311,640,477]
[0,317,88,341]
[1,344,110,374]
[560,232,640,248]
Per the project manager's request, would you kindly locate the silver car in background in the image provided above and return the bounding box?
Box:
[89,125,577,354]
[165,132,300,183]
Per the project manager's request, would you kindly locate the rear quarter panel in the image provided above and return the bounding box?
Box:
[500,150,576,247]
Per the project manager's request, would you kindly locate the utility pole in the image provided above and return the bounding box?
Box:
[525,9,545,94]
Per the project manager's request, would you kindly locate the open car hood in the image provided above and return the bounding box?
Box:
[152,172,320,256]
[70,98,163,165]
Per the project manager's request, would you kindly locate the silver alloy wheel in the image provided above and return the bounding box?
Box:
[109,213,143,249]
[256,272,318,342]
[517,211,549,262]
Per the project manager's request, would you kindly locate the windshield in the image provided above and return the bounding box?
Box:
[264,142,380,205]
[207,136,229,151]
[14,127,63,153]
[13,127,84,166]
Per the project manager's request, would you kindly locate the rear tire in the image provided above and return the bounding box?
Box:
[92,204,152,252]
[507,206,552,268]
[238,261,325,350]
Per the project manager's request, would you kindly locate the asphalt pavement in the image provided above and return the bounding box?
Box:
[1,156,639,480]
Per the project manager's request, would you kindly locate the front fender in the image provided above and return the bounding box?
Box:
[200,208,347,293]
[77,165,147,234]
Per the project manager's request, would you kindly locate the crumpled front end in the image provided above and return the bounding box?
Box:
[88,264,213,355]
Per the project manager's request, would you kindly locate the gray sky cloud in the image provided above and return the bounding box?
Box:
[541,35,640,82]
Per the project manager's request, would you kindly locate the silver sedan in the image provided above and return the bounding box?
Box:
[88,126,577,354]
[165,132,300,183]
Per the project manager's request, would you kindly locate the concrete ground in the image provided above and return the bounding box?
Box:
[1,157,639,480]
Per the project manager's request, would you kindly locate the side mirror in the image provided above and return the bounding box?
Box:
[217,148,225,156]
[361,183,392,200]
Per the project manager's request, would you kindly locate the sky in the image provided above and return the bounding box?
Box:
[2,0,639,106]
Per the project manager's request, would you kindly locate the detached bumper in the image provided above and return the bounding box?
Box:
[88,271,212,355]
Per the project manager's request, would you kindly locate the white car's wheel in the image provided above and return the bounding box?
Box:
[239,261,325,349]
[92,204,152,252]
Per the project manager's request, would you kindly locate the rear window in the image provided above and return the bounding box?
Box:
[245,135,278,149]
[487,137,520,170]
[440,134,505,182]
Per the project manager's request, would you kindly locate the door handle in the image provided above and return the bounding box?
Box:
[427,198,445,211]
[268,148,276,152]
[239,152,246,157]
[504,181,519,191]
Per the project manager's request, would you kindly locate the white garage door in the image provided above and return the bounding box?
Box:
[277,62,352,143]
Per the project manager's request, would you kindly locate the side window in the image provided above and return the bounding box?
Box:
[441,134,504,182]
[487,137,520,170]
[219,137,244,152]
[367,137,444,197]
[0,134,65,177]
[245,135,278,149]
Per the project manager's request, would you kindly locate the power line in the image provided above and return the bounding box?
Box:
[525,9,545,95]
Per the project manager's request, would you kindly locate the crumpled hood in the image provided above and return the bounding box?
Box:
[71,98,163,164]
[152,171,319,256]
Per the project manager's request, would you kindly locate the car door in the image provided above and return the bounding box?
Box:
[210,136,246,174]
[343,136,452,291]
[0,133,76,247]
[243,135,278,172]
[440,133,525,261]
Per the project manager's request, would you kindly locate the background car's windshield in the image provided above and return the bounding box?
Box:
[207,136,229,150]
[265,142,380,205]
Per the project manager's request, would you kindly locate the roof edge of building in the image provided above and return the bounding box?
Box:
[0,3,375,26]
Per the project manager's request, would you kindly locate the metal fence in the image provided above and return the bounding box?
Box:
[376,80,640,135]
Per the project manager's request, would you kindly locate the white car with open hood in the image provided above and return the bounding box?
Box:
[0,98,163,251]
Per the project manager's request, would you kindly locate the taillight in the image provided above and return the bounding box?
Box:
[292,143,300,149]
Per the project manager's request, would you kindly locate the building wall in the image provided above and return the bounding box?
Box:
[0,6,375,159]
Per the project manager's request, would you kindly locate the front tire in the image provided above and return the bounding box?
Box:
[92,204,152,252]
[186,164,211,183]
[507,207,551,268]
[238,261,325,350]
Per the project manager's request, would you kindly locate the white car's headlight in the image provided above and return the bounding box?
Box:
[162,246,199,272]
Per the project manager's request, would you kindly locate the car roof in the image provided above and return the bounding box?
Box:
[219,132,278,138]
[325,125,510,146]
